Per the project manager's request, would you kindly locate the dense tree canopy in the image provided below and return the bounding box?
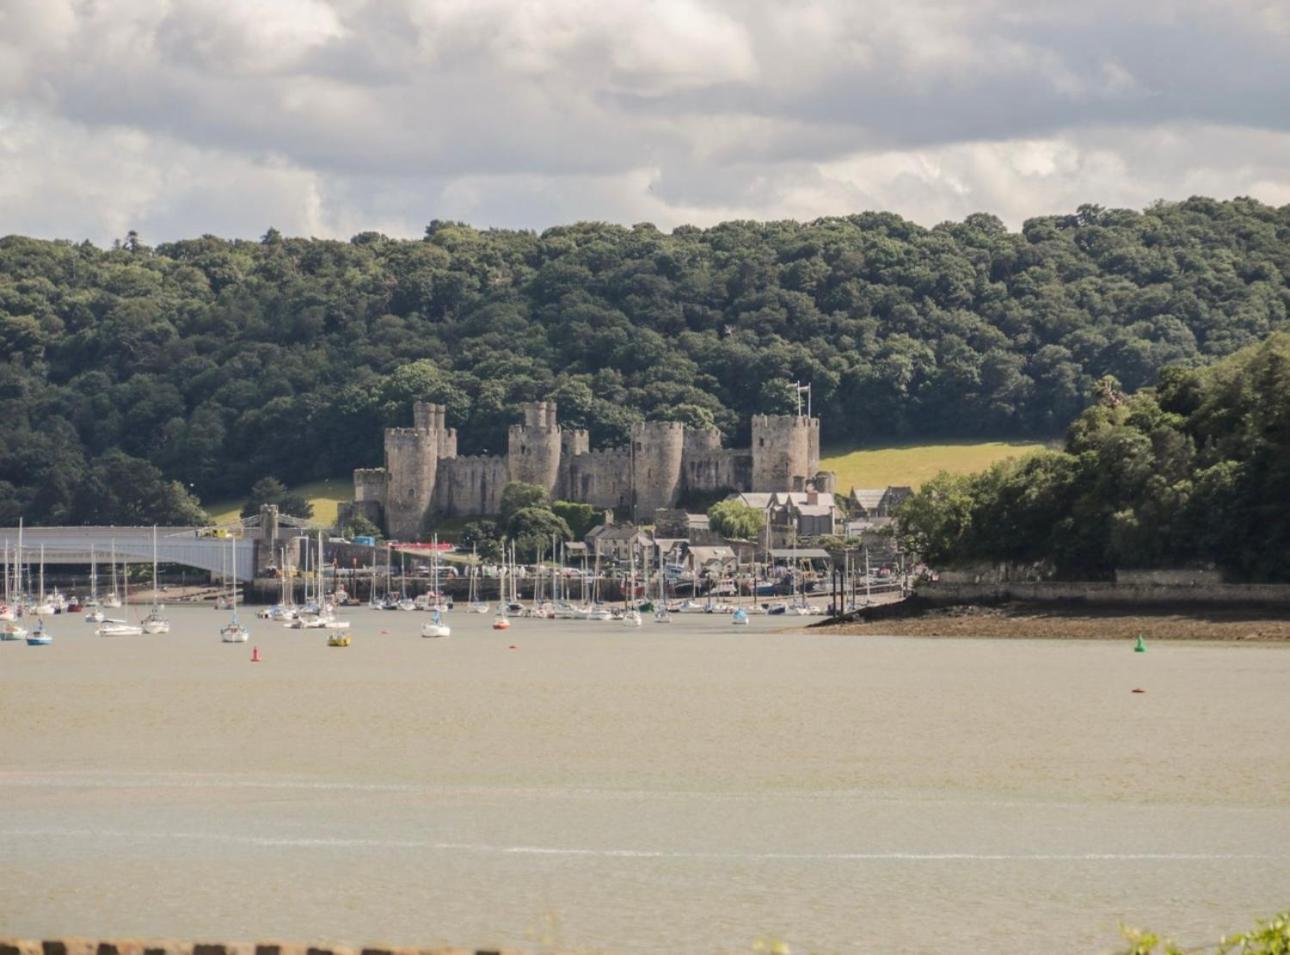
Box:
[2,197,1288,524]
[707,499,766,541]
[899,333,1290,581]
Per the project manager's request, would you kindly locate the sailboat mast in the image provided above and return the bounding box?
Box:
[230,534,237,620]
[152,525,159,610]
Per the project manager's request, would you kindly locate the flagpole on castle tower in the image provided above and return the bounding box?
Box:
[793,381,811,418]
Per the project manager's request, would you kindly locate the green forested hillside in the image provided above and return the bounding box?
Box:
[899,333,1290,581]
[1,197,1288,524]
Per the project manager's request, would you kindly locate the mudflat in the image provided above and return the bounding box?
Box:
[816,602,1290,642]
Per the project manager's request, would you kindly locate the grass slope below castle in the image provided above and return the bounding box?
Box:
[818,440,1049,494]
[204,442,1050,529]
[204,477,354,528]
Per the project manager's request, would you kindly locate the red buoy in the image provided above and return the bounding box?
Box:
[251,646,261,663]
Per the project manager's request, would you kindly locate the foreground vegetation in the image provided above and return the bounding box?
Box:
[899,334,1290,581]
[1,197,1288,525]
[1119,910,1289,955]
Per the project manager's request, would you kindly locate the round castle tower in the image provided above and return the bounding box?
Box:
[383,401,456,540]
[750,414,820,492]
[631,420,686,518]
[508,400,562,495]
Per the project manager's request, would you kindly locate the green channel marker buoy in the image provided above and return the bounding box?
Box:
[1134,634,1147,652]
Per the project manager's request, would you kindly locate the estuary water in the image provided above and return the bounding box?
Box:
[1,606,1287,954]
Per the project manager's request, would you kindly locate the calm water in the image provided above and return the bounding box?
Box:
[1,606,1287,954]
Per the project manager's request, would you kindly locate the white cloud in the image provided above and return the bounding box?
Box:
[0,0,1287,244]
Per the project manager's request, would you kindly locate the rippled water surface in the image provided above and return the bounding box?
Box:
[1,606,1287,953]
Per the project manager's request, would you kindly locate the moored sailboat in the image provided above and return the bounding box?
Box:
[220,535,249,643]
[141,526,171,634]
[27,617,52,645]
[97,555,142,636]
[422,535,451,637]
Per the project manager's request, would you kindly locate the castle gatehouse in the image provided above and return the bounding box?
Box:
[351,401,828,540]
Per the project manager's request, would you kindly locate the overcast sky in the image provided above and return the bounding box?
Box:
[2,0,1289,244]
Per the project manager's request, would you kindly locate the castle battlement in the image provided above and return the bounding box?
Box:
[357,393,820,537]
[631,420,686,434]
[574,447,632,461]
[750,414,818,429]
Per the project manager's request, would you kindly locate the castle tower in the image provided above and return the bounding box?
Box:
[508,400,562,495]
[557,427,590,499]
[383,402,455,540]
[750,414,820,492]
[631,420,686,518]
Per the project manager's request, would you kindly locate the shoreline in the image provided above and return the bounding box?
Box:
[810,602,1290,642]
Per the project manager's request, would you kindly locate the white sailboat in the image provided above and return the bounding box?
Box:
[103,541,122,609]
[84,545,105,622]
[97,554,142,636]
[466,559,489,614]
[32,545,56,615]
[492,544,512,630]
[220,535,249,643]
[422,535,450,637]
[622,545,641,626]
[141,526,171,634]
[653,548,671,624]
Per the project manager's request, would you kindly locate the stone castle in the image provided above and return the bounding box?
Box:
[350,400,830,540]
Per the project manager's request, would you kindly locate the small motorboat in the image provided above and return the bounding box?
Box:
[97,618,143,637]
[27,620,52,645]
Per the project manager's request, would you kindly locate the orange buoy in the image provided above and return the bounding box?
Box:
[251,646,262,663]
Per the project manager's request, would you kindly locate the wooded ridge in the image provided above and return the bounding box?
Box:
[1,196,1286,524]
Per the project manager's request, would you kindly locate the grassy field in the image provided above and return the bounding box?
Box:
[820,441,1050,493]
[204,477,355,528]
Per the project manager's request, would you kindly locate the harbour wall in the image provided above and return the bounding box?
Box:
[915,580,1290,609]
[0,939,511,955]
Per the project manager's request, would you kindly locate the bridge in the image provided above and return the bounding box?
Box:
[0,527,259,582]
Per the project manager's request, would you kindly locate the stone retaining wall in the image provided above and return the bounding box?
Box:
[918,580,1290,608]
[0,941,517,955]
